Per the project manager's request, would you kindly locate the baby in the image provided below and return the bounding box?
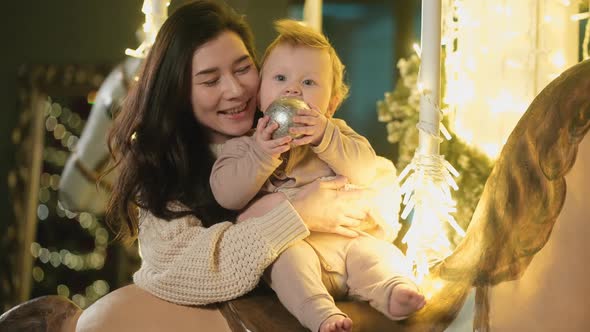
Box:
[210,20,425,332]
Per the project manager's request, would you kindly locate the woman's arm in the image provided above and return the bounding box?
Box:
[134,199,307,305]
[134,177,370,305]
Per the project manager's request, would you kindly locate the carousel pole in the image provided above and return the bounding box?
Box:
[417,0,441,156]
[399,0,463,281]
[17,93,47,302]
[303,0,323,32]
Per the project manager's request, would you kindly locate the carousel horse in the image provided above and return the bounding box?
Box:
[57,56,142,215]
[3,59,588,331]
[57,0,165,214]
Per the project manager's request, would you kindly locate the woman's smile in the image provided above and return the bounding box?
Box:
[219,101,248,116]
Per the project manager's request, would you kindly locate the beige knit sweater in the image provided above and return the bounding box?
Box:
[133,200,309,305]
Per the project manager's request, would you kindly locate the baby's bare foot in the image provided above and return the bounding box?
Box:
[319,315,353,332]
[388,283,426,319]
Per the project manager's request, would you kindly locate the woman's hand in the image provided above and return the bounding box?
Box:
[291,176,371,238]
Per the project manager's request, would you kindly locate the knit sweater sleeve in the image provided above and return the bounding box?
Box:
[133,200,309,305]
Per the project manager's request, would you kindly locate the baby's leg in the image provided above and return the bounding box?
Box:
[345,236,425,320]
[267,241,350,332]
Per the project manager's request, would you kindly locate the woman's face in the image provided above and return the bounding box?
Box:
[190,30,259,144]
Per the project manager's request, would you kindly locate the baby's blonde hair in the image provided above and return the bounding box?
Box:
[261,19,349,115]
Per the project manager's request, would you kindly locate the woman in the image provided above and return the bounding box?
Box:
[77,1,370,329]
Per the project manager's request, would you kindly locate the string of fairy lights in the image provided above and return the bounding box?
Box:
[31,98,110,309]
[27,0,171,309]
[396,0,588,282]
[442,0,588,159]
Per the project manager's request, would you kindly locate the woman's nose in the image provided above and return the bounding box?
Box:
[224,75,245,98]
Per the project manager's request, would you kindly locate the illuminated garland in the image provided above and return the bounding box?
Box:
[32,98,111,308]
[377,54,493,250]
[442,0,583,158]
[379,0,587,253]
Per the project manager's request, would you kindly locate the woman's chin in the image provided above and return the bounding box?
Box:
[221,118,255,138]
[213,105,255,139]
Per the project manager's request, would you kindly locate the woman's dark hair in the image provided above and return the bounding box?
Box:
[106,0,257,241]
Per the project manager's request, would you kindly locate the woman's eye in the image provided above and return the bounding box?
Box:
[202,78,219,87]
[274,74,286,82]
[303,79,315,86]
[236,65,251,74]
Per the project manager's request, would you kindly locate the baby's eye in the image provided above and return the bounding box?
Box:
[302,79,316,86]
[274,74,286,82]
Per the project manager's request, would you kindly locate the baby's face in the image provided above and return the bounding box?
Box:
[259,43,333,115]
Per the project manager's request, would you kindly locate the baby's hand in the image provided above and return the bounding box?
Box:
[290,103,328,146]
[254,116,292,158]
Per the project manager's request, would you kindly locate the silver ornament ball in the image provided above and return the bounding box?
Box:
[264,97,308,139]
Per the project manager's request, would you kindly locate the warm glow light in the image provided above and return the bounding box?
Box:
[126,0,168,58]
[480,143,502,159]
[417,81,425,93]
[570,12,590,21]
[547,72,561,80]
[549,50,567,69]
[544,15,554,23]
[399,154,463,282]
[413,42,422,57]
[443,76,474,106]
[420,277,445,300]
[442,0,578,159]
[504,59,524,69]
[487,90,528,115]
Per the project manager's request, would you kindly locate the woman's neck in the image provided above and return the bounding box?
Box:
[209,130,232,145]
